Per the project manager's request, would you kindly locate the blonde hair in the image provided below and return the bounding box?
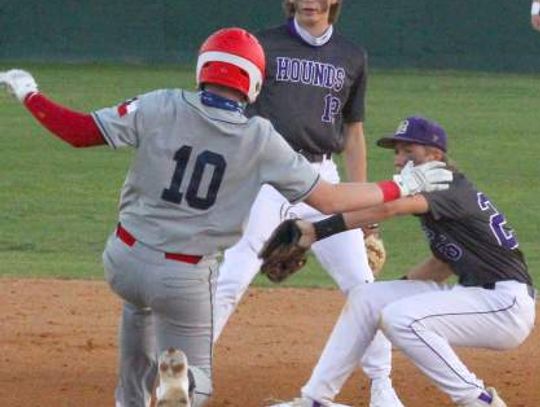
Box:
[425,146,458,172]
[282,0,342,24]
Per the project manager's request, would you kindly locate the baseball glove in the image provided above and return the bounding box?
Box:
[259,220,309,283]
[364,234,386,276]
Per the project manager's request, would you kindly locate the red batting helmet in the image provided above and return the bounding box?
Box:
[196,28,266,103]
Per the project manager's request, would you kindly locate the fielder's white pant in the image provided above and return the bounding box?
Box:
[214,157,393,381]
[301,279,535,405]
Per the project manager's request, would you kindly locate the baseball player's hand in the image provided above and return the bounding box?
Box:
[258,219,315,283]
[393,161,452,196]
[532,15,540,31]
[0,69,38,102]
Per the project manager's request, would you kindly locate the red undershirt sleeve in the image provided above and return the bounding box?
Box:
[23,92,106,147]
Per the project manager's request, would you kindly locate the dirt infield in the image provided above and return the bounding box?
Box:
[0,279,537,407]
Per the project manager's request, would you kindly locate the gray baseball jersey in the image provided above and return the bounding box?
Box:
[92,89,319,255]
[246,23,367,155]
[420,172,532,287]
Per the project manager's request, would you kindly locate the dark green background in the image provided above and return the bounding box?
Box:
[1,1,540,71]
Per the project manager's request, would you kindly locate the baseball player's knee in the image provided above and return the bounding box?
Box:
[349,284,384,323]
[190,365,212,407]
[349,284,370,305]
[330,263,374,294]
[349,282,389,305]
[345,272,374,291]
[379,303,416,344]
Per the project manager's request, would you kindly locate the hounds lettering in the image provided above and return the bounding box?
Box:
[275,57,345,91]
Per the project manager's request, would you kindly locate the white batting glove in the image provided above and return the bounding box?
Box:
[393,161,453,196]
[0,69,38,102]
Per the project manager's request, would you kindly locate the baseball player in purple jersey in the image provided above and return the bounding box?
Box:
[271,116,536,407]
[0,29,453,407]
[213,2,403,406]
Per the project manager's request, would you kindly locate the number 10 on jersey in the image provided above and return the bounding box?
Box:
[161,145,227,210]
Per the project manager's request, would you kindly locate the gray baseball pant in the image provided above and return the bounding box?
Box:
[103,232,216,407]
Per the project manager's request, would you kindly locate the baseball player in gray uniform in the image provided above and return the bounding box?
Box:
[214,2,403,405]
[0,31,451,407]
[271,116,536,407]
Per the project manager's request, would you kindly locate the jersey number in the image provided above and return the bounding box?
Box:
[162,146,227,210]
[477,192,518,249]
[321,94,341,123]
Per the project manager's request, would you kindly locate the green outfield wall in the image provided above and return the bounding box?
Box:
[1,0,540,72]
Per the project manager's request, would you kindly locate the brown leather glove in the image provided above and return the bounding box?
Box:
[259,220,308,283]
[364,234,387,277]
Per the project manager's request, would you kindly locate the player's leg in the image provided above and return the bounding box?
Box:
[115,303,157,407]
[103,234,158,407]
[308,225,402,400]
[300,280,440,405]
[299,163,372,292]
[293,159,372,291]
[291,159,401,404]
[380,281,535,405]
[294,214,396,400]
[214,185,287,341]
[150,259,219,407]
[311,227,373,290]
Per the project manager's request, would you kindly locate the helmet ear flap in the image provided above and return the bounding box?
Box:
[196,28,266,103]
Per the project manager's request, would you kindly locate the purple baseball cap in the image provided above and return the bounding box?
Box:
[376,116,447,152]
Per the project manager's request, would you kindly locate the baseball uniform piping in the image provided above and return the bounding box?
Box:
[408,296,518,389]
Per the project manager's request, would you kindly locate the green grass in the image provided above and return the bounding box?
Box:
[1,64,538,288]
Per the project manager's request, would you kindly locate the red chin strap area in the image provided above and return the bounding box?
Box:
[199,61,250,99]
[24,93,105,147]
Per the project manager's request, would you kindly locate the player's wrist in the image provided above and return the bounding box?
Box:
[16,86,38,103]
[377,180,402,202]
[295,220,317,247]
[23,91,39,104]
[532,1,540,15]
[313,214,347,241]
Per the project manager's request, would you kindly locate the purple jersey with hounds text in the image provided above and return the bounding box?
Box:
[246,23,367,155]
